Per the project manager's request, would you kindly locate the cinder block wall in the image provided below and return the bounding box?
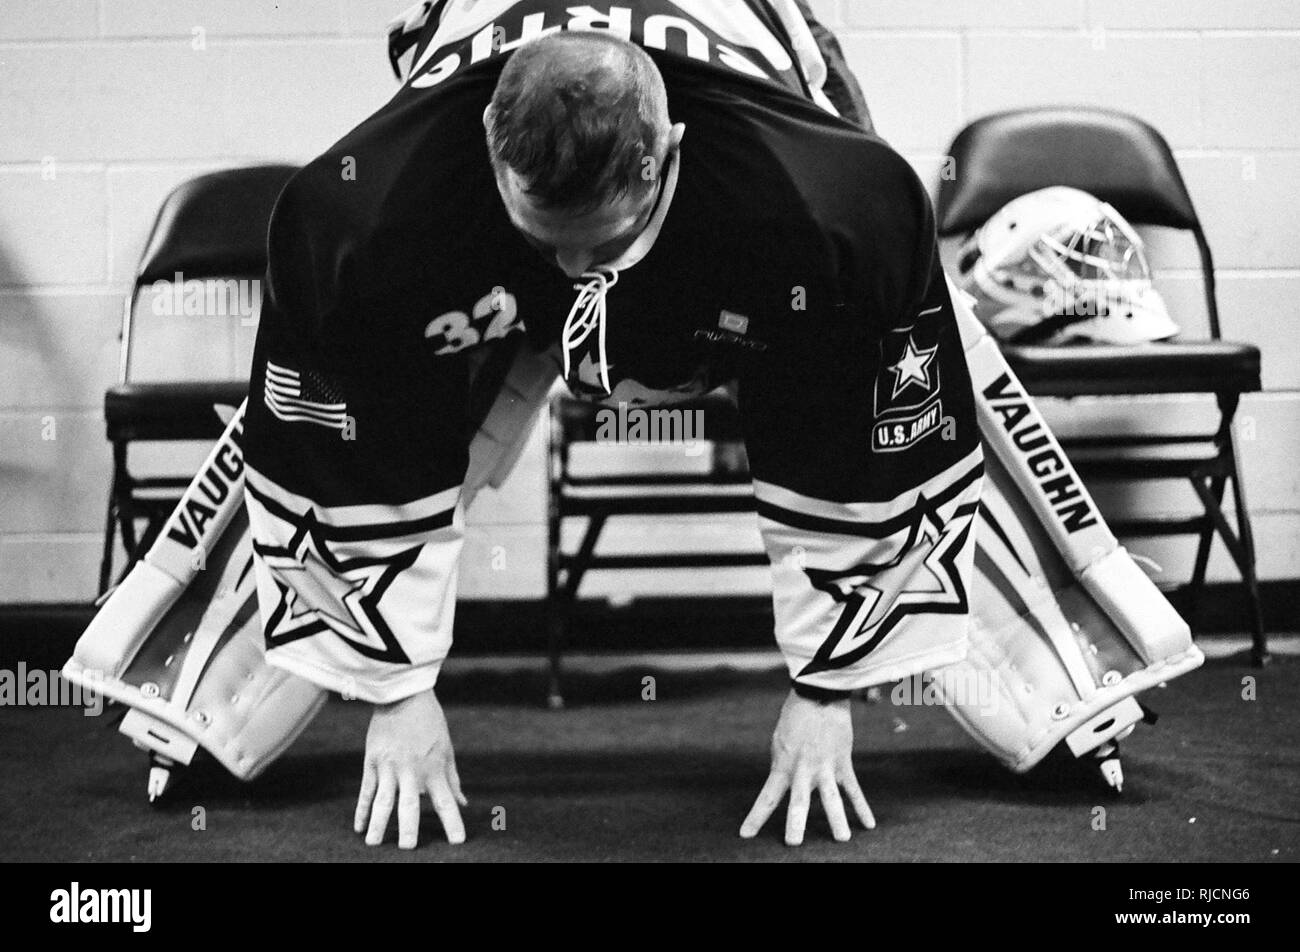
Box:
[1,1,1297,603]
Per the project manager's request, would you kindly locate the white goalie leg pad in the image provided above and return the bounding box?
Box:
[932,279,1204,771]
[62,402,327,781]
[63,345,560,784]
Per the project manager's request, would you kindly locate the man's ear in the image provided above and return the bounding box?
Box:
[667,121,686,152]
[482,104,494,131]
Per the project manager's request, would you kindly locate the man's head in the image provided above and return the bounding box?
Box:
[484,32,685,277]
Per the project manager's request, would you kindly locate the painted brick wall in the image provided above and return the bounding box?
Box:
[1,1,1297,602]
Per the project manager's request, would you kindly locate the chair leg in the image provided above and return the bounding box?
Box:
[1210,393,1267,665]
[117,494,139,570]
[545,512,608,709]
[1191,460,1269,668]
[545,485,564,708]
[1225,447,1268,667]
[1186,473,1226,620]
[135,501,169,557]
[98,487,119,597]
[109,443,141,572]
[545,596,567,710]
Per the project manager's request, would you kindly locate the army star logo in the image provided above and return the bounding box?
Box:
[889,335,938,398]
[798,497,973,676]
[256,511,419,663]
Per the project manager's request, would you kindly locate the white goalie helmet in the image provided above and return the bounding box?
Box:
[957,186,1180,345]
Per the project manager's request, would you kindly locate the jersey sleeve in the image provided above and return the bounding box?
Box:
[739,156,985,694]
[241,166,480,705]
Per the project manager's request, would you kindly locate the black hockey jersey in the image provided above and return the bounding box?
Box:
[243,0,984,702]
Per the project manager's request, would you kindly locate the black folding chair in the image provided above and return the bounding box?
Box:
[936,107,1267,664]
[545,392,765,706]
[98,164,298,595]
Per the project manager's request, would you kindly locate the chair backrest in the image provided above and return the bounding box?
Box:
[121,164,299,381]
[134,164,298,286]
[934,107,1221,336]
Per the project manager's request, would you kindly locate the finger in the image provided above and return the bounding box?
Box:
[839,767,876,830]
[427,775,467,845]
[448,755,468,808]
[397,769,422,850]
[739,770,790,839]
[365,769,397,846]
[817,773,852,843]
[784,766,813,847]
[354,759,378,835]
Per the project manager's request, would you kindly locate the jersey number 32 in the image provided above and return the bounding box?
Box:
[424,287,521,355]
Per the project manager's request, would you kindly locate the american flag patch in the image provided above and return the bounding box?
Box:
[264,360,350,431]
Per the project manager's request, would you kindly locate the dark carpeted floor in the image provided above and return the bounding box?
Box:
[1,653,1296,862]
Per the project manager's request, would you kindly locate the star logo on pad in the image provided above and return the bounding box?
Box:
[798,496,973,675]
[256,510,418,664]
[888,335,938,398]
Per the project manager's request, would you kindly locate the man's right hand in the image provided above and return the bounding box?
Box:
[355,688,467,849]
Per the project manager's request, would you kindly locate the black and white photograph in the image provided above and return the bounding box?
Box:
[0,0,1295,902]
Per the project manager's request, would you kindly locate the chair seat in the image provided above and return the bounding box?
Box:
[105,380,248,442]
[1004,340,1261,396]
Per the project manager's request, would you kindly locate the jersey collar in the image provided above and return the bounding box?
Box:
[597,148,681,273]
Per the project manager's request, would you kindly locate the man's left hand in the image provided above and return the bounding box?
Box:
[740,689,876,846]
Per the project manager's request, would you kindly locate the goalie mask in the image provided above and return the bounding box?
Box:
[957,186,1179,346]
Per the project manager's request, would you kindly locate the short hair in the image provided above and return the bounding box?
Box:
[485,32,669,212]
